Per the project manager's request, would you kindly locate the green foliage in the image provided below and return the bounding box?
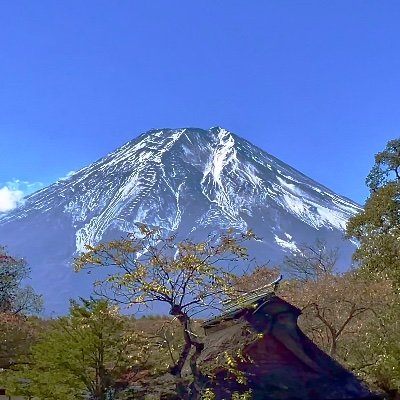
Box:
[345,138,400,396]
[347,138,400,287]
[201,388,216,400]
[347,182,400,287]
[201,388,252,400]
[1,299,150,400]
[222,350,249,385]
[347,139,400,291]
[342,303,400,395]
[231,390,253,400]
[366,139,400,191]
[370,309,400,392]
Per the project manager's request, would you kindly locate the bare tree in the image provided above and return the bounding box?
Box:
[282,239,339,282]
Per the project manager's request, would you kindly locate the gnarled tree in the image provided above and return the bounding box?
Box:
[75,225,256,400]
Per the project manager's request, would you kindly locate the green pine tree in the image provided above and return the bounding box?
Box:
[346,138,400,397]
[347,138,400,287]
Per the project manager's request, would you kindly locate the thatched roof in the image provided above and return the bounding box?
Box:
[197,319,259,374]
[203,285,277,330]
[195,294,377,400]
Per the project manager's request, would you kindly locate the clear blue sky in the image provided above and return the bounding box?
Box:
[1,1,399,209]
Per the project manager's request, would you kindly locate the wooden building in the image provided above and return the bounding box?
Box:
[198,285,379,400]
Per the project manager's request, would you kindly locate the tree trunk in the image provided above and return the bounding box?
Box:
[189,341,206,399]
[329,334,337,357]
[169,305,206,400]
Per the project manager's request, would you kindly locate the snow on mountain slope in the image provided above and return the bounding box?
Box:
[0,127,361,314]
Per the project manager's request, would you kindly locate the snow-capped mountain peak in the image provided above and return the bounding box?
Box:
[0,127,360,313]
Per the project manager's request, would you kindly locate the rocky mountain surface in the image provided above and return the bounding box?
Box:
[0,127,361,313]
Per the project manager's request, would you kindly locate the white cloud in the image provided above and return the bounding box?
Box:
[0,172,76,213]
[0,180,45,213]
[0,186,24,212]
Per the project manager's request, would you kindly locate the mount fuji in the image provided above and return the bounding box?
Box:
[0,127,361,314]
